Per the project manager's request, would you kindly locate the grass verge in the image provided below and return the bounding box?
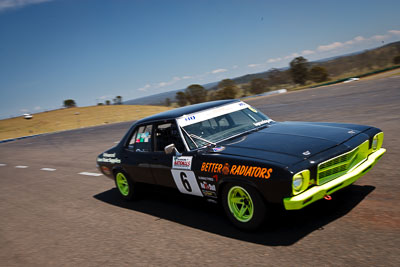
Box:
[0,105,171,141]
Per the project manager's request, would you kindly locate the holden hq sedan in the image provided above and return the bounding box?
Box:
[97,99,385,230]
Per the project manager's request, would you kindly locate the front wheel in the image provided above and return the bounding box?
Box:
[115,172,136,200]
[222,183,267,230]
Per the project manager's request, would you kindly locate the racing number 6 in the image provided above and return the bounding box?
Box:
[180,172,192,192]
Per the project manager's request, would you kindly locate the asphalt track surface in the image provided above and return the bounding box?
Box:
[1,76,399,266]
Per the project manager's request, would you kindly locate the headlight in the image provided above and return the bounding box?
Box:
[292,170,310,195]
[372,136,378,150]
[371,132,384,151]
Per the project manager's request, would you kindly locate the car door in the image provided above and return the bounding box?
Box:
[150,121,184,188]
[121,124,157,184]
[150,121,203,196]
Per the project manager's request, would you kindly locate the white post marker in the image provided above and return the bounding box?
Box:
[15,166,28,168]
[41,168,56,171]
[79,172,103,177]
[0,163,6,166]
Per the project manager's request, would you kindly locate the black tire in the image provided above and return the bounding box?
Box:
[221,183,267,230]
[114,171,137,200]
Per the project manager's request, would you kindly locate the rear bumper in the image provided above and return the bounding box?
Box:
[283,148,386,210]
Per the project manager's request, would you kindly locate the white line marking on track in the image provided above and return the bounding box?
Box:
[79,172,103,177]
[41,168,56,171]
[0,163,6,166]
[15,166,28,169]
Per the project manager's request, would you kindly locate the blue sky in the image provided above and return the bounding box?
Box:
[0,0,399,118]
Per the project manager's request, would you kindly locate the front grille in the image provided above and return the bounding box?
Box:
[317,141,369,185]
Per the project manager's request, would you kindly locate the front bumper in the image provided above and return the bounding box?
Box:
[283,148,386,210]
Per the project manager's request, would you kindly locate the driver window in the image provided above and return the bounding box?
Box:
[127,124,153,152]
[154,122,185,152]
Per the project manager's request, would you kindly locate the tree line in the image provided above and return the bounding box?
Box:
[63,96,123,108]
[172,56,329,107]
[172,42,400,107]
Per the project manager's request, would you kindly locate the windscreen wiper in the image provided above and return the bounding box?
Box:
[189,133,217,146]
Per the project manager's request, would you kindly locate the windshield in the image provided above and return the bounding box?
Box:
[179,103,272,150]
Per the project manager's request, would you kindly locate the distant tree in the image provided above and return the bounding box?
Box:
[250,78,268,94]
[308,66,329,83]
[214,79,239,100]
[218,79,236,89]
[290,56,309,85]
[393,55,400,65]
[267,68,286,86]
[105,100,111,105]
[97,103,104,106]
[165,98,171,107]
[175,92,187,107]
[63,99,76,108]
[185,84,207,104]
[214,86,238,100]
[114,96,123,105]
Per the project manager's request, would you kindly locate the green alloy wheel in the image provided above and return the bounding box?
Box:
[222,183,267,230]
[227,186,254,222]
[114,172,136,200]
[116,173,130,196]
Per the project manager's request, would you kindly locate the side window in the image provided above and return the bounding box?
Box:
[154,122,185,152]
[127,124,153,152]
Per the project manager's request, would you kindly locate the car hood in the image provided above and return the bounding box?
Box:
[217,122,370,165]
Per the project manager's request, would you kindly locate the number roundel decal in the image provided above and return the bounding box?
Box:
[180,172,192,192]
[171,170,202,196]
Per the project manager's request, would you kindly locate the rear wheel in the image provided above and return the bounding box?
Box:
[115,172,136,200]
[222,183,266,230]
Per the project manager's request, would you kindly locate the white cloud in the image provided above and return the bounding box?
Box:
[301,50,315,56]
[248,63,262,68]
[345,36,366,45]
[267,57,282,63]
[232,65,239,69]
[158,82,168,87]
[138,84,151,91]
[34,106,41,111]
[181,75,192,80]
[318,41,344,52]
[284,53,299,60]
[212,68,228,74]
[99,95,112,100]
[389,30,400,35]
[20,108,29,113]
[371,34,387,41]
[0,0,53,12]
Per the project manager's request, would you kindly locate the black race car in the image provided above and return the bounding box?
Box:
[97,99,385,230]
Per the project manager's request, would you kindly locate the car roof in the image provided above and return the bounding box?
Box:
[136,99,240,124]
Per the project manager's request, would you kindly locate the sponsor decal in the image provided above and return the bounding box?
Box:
[198,176,214,182]
[249,106,258,113]
[200,181,216,191]
[213,174,219,182]
[136,132,151,143]
[184,115,196,122]
[198,175,218,182]
[302,150,311,156]
[201,162,273,179]
[172,156,193,170]
[97,152,121,164]
[202,190,217,198]
[212,146,225,152]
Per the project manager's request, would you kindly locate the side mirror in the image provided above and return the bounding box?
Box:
[164,144,181,156]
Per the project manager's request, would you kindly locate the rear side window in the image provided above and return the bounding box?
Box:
[127,124,153,152]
